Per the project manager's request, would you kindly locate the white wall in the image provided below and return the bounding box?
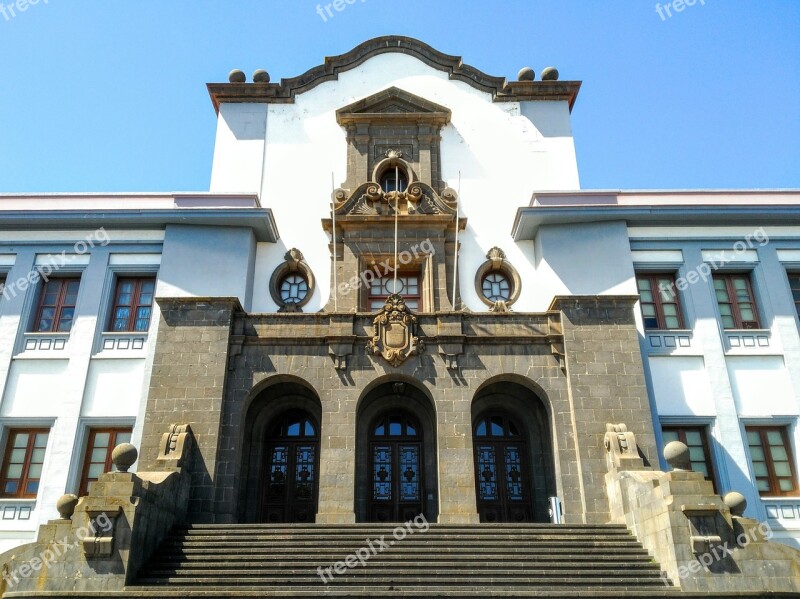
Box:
[211,52,581,313]
[649,356,716,416]
[81,359,145,418]
[727,356,798,417]
[209,103,268,194]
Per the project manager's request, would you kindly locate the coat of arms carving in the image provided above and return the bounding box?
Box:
[367,294,425,367]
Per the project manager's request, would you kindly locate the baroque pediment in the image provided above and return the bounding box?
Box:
[333,181,457,217]
[337,87,451,126]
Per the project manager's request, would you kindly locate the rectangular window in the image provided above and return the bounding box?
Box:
[787,272,800,319]
[0,429,49,498]
[368,272,421,311]
[108,277,155,332]
[713,273,759,329]
[34,278,80,332]
[662,426,717,491]
[636,274,684,330]
[746,426,798,496]
[79,428,133,496]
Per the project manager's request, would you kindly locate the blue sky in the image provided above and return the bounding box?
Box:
[0,1,798,192]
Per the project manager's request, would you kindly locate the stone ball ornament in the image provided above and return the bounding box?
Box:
[541,67,559,81]
[111,443,139,473]
[228,69,246,83]
[663,440,691,470]
[517,67,535,81]
[56,494,79,520]
[252,69,270,83]
[723,491,747,517]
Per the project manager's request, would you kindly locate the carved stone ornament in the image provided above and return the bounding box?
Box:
[367,294,425,367]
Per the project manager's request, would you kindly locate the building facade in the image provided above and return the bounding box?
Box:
[0,35,799,564]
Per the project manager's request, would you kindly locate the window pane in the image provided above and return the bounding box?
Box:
[116,432,132,445]
[13,434,29,449]
[88,463,105,479]
[94,432,111,448]
[27,463,42,478]
[6,464,23,478]
[90,448,107,463]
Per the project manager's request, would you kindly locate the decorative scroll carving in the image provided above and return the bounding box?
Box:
[333,181,456,217]
[157,424,194,468]
[367,294,425,367]
[604,423,645,470]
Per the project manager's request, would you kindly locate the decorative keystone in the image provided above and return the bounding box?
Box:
[723,491,747,517]
[228,69,246,83]
[664,440,691,471]
[111,443,138,473]
[56,494,79,520]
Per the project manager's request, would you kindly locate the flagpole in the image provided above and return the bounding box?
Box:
[331,172,338,312]
[452,171,461,311]
[394,165,399,288]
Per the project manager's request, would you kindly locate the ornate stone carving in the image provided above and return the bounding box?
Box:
[158,424,194,468]
[269,248,315,312]
[333,181,456,217]
[604,423,645,470]
[367,294,425,367]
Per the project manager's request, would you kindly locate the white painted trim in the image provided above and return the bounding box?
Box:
[631,250,683,263]
[34,254,91,267]
[702,249,759,264]
[0,231,166,243]
[108,254,162,266]
[0,255,16,267]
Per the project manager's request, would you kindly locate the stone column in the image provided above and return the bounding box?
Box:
[139,297,240,523]
[550,295,659,524]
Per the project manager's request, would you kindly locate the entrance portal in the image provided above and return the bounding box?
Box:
[473,412,533,523]
[471,380,556,523]
[369,411,423,522]
[356,380,438,523]
[261,410,320,523]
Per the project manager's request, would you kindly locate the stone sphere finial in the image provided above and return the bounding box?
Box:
[723,491,747,517]
[252,69,270,83]
[228,69,246,83]
[517,67,535,82]
[56,494,79,520]
[111,443,138,473]
[541,66,560,81]
[664,440,691,470]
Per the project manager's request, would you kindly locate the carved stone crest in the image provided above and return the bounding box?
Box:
[367,294,425,367]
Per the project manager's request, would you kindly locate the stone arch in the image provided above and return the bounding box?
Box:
[471,377,556,522]
[355,378,438,523]
[238,376,323,523]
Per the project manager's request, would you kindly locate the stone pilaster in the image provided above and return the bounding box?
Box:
[139,297,240,523]
[550,295,658,524]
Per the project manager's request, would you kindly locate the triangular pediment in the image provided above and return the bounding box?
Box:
[337,87,451,125]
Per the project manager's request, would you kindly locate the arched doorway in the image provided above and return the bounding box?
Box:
[472,380,556,523]
[473,412,533,523]
[261,410,320,523]
[369,410,423,522]
[238,379,322,524]
[356,380,438,523]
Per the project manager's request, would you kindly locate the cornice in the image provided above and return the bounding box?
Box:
[208,36,581,112]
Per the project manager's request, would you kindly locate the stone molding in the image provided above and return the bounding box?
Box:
[207,36,581,111]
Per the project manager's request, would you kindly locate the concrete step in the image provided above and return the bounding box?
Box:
[135,576,671,587]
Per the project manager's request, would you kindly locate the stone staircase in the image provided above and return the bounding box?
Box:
[128,523,682,597]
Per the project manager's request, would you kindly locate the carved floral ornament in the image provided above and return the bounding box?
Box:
[367,293,425,367]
